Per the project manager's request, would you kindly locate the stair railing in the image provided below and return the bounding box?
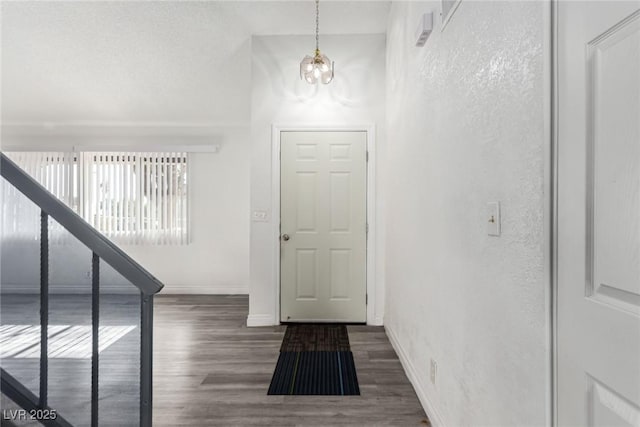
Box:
[1,153,164,427]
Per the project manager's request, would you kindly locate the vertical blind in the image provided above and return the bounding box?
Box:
[3,151,189,245]
[2,152,76,244]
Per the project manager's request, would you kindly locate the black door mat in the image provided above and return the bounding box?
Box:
[269,324,359,396]
[280,324,350,352]
[267,351,360,395]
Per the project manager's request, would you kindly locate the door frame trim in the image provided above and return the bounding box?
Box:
[549,0,558,424]
[549,0,558,425]
[271,124,380,325]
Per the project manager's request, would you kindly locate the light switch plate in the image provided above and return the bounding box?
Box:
[251,210,269,222]
[487,202,501,236]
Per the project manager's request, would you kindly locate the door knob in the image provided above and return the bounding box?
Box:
[282,234,290,241]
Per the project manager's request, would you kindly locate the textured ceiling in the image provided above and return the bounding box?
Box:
[1,1,390,125]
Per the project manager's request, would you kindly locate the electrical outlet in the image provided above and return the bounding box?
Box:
[430,359,437,384]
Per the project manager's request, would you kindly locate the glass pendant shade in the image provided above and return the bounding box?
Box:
[300,51,334,84]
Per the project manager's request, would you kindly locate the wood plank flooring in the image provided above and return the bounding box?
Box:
[2,294,429,426]
[1,294,141,427]
[153,295,429,426]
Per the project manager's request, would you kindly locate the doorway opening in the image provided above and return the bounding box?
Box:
[271,125,379,325]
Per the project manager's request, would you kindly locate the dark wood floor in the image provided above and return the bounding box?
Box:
[1,294,141,427]
[153,295,428,426]
[1,294,428,426]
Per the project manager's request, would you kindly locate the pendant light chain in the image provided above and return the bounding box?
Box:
[299,0,333,84]
[315,0,320,53]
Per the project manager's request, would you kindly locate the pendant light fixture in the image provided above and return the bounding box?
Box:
[300,0,334,85]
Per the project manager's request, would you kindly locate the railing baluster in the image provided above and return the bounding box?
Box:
[91,253,100,427]
[140,294,154,427]
[39,210,49,409]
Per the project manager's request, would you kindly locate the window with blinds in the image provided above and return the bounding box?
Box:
[4,151,189,245]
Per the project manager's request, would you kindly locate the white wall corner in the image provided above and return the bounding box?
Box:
[247,313,276,327]
[385,324,445,427]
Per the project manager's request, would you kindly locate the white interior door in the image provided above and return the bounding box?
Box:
[557,2,640,425]
[280,131,367,323]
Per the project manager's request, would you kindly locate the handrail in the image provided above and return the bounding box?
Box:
[0,153,163,296]
[1,368,74,427]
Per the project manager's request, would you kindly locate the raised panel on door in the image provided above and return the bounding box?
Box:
[587,376,640,427]
[330,249,351,300]
[588,12,640,315]
[295,249,318,300]
[295,172,318,233]
[330,172,351,232]
[280,131,367,323]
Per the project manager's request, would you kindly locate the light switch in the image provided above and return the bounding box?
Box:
[487,202,501,236]
[252,210,269,222]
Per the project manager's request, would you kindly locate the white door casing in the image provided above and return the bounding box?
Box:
[280,131,367,323]
[557,2,640,426]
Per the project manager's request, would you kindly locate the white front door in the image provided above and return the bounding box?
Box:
[557,2,640,425]
[280,131,367,323]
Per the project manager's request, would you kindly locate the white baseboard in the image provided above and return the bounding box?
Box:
[385,323,445,427]
[246,313,276,327]
[371,315,384,326]
[157,285,248,295]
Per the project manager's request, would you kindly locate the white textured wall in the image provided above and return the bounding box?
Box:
[123,129,250,294]
[249,34,386,325]
[385,2,547,426]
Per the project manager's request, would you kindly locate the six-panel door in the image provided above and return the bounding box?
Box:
[280,131,367,323]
